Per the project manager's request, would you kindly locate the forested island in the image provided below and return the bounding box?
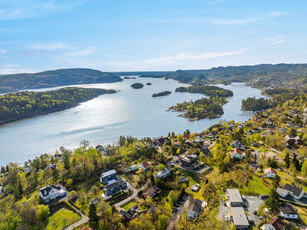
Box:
[152,91,172,97]
[0,68,122,94]
[130,83,144,89]
[124,77,136,79]
[175,85,233,97]
[241,97,272,111]
[146,82,152,85]
[169,96,227,121]
[0,87,117,124]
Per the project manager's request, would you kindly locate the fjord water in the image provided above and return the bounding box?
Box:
[0,78,263,166]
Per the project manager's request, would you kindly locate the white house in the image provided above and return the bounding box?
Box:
[39,185,66,203]
[261,217,285,230]
[230,148,244,160]
[276,188,289,198]
[280,204,298,219]
[283,183,306,200]
[0,184,3,195]
[264,168,277,178]
[187,199,206,219]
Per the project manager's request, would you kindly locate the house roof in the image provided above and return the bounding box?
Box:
[265,217,285,230]
[264,167,277,175]
[102,169,117,178]
[227,189,244,203]
[143,186,161,198]
[90,197,99,205]
[231,207,249,226]
[104,181,120,190]
[141,162,150,168]
[280,204,297,215]
[276,187,289,197]
[230,148,242,156]
[39,185,61,197]
[188,199,203,215]
[230,207,249,226]
[283,183,303,197]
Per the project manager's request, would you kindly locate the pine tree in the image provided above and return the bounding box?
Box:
[89,203,99,229]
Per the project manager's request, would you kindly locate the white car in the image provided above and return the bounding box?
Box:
[225,215,229,221]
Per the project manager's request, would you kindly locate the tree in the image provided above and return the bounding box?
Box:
[158,164,165,171]
[301,160,307,177]
[89,203,99,229]
[284,152,290,168]
[52,168,59,183]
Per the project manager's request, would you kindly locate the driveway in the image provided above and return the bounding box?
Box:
[167,194,190,230]
[114,183,147,211]
[218,195,229,229]
[244,196,264,226]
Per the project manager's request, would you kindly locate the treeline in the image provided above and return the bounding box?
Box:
[0,87,116,123]
[175,85,233,97]
[170,96,226,120]
[0,68,122,94]
[152,91,172,97]
[241,97,271,111]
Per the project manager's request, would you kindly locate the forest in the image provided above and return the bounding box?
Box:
[175,85,233,97]
[169,96,227,120]
[0,68,122,94]
[241,97,272,111]
[152,91,172,97]
[0,87,116,124]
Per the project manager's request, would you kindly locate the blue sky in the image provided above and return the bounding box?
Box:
[0,0,306,73]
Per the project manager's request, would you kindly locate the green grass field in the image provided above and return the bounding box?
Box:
[121,201,137,211]
[46,208,81,230]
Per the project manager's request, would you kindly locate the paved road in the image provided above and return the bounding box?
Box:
[167,194,190,230]
[114,183,147,211]
[65,210,89,230]
[218,195,229,230]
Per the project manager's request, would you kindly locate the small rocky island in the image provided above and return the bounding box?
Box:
[124,76,136,79]
[152,91,172,97]
[146,82,152,85]
[131,83,144,89]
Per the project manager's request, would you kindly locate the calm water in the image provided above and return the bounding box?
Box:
[0,77,264,166]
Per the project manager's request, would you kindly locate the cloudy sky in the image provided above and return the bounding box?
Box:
[0,0,306,73]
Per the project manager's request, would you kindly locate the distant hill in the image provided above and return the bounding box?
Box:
[0,68,122,93]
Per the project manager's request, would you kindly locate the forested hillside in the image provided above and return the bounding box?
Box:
[175,85,233,97]
[0,68,122,93]
[0,87,116,123]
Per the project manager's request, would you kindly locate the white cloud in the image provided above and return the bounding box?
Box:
[0,0,87,20]
[0,63,35,74]
[258,36,286,45]
[212,18,259,25]
[28,43,76,50]
[0,48,6,54]
[64,47,96,57]
[104,48,247,70]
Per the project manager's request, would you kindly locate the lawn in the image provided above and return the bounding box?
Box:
[121,201,137,211]
[294,204,307,225]
[240,175,270,195]
[46,208,81,230]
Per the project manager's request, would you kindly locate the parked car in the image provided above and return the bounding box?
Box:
[225,216,229,221]
[253,209,258,215]
[224,202,227,206]
[259,216,264,220]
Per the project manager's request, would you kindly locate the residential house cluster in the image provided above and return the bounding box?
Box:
[142,185,161,198]
[276,183,306,200]
[39,185,66,203]
[226,189,250,229]
[100,169,128,200]
[156,167,171,180]
[179,154,204,170]
[187,199,206,219]
[119,204,140,222]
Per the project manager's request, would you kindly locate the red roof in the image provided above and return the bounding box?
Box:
[264,167,277,175]
[230,148,241,154]
[265,217,285,230]
[142,162,150,168]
